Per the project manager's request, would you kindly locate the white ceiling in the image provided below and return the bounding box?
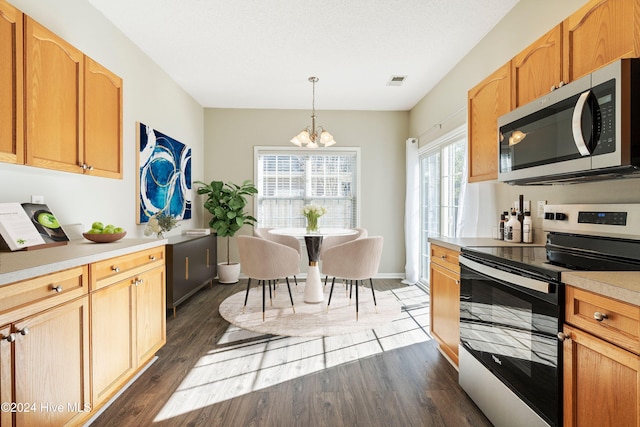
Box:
[87,0,519,111]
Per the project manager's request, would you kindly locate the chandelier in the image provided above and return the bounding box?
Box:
[290,77,336,148]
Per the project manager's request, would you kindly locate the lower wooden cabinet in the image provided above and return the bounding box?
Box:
[1,296,90,427]
[135,266,166,366]
[429,244,460,366]
[563,285,640,426]
[562,324,640,427]
[0,245,166,426]
[91,252,166,408]
[91,279,136,406]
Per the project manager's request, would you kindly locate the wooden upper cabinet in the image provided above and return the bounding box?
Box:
[468,62,512,183]
[563,0,640,83]
[85,56,123,178]
[24,17,84,174]
[512,25,564,108]
[0,2,23,165]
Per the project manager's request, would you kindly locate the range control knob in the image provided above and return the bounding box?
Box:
[544,212,555,220]
[555,212,567,221]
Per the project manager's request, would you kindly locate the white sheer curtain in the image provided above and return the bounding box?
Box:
[403,138,419,284]
[456,149,497,238]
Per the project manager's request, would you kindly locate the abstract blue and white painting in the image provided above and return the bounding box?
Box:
[137,122,192,223]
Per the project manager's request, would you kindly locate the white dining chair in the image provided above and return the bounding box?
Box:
[321,236,383,320]
[254,227,301,289]
[320,227,368,291]
[237,236,299,321]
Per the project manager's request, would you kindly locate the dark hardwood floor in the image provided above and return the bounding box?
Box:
[89,279,491,427]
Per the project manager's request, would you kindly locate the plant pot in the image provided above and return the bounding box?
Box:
[218,262,241,284]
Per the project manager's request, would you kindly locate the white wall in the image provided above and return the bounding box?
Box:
[1,0,205,238]
[409,0,640,241]
[203,108,409,275]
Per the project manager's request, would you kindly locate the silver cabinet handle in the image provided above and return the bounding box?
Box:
[149,255,156,261]
[51,285,63,293]
[112,266,120,273]
[3,333,16,343]
[594,311,608,322]
[18,327,29,336]
[557,332,570,342]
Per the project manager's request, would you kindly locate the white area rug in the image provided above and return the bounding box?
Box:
[219,281,403,337]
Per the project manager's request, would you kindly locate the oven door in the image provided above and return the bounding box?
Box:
[459,255,562,427]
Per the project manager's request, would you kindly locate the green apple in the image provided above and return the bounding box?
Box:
[91,221,104,231]
[113,227,125,233]
[37,212,60,229]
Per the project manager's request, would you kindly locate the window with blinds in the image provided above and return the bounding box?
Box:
[254,148,359,229]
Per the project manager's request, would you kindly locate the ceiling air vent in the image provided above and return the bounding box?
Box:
[387,75,407,87]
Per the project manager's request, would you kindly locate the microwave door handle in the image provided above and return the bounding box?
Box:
[572,90,592,156]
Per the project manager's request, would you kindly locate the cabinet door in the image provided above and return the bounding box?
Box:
[0,325,12,427]
[135,266,166,366]
[563,0,640,83]
[467,62,511,183]
[91,280,135,406]
[512,25,563,108]
[84,56,123,179]
[0,2,23,165]
[563,325,640,427]
[429,262,460,366]
[24,17,84,174]
[13,296,90,427]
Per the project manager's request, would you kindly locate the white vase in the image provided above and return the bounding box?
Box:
[218,262,241,284]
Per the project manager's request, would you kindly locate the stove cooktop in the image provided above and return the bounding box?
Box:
[461,245,568,282]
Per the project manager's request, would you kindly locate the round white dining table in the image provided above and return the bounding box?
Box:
[269,228,357,303]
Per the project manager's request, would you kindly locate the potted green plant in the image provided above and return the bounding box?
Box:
[195,179,258,284]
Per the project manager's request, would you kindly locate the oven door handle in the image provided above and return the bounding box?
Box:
[459,256,552,294]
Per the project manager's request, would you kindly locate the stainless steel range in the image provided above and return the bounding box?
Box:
[458,203,640,427]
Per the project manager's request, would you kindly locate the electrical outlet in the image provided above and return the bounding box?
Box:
[31,195,44,204]
[537,200,547,218]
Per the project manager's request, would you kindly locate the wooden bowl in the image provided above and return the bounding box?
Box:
[83,231,126,243]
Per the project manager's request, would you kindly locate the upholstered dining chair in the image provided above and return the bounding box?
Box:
[237,236,299,321]
[322,236,383,320]
[254,227,301,288]
[254,227,302,256]
[320,227,368,290]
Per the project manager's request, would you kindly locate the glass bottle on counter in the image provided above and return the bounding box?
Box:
[498,212,506,240]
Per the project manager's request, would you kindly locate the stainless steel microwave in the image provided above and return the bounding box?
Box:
[498,59,640,185]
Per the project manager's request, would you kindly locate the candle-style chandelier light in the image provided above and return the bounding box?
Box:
[290,77,336,148]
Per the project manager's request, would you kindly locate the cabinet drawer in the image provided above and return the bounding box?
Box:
[0,266,88,324]
[91,246,165,291]
[565,286,640,355]
[430,244,460,273]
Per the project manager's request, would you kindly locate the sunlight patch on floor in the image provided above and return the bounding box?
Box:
[153,286,431,422]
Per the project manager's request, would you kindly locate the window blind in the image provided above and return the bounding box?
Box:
[255,148,359,229]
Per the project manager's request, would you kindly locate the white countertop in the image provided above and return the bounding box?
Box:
[428,236,544,252]
[0,238,167,286]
